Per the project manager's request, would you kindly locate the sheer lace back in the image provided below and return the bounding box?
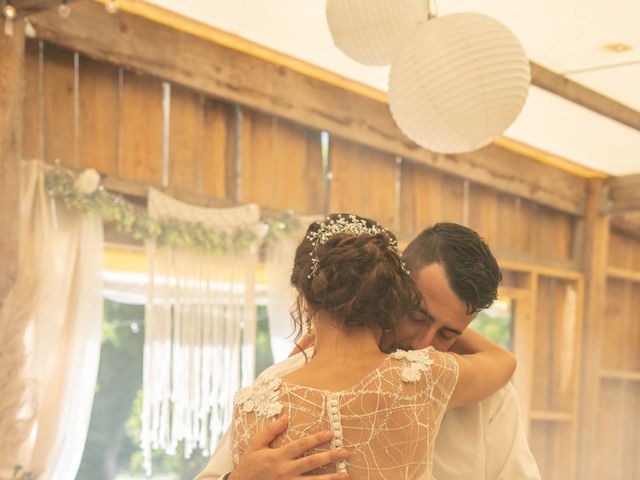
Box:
[232,347,459,479]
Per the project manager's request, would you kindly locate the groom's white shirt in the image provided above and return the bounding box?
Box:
[198,352,541,480]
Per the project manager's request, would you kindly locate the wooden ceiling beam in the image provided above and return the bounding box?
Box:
[13,0,81,17]
[531,63,640,132]
[27,0,587,215]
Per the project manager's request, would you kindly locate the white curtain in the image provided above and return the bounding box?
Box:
[265,214,321,363]
[142,189,262,473]
[0,161,104,479]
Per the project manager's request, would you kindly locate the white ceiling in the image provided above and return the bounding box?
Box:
[146,0,640,176]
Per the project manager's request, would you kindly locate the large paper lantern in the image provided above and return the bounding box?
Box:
[326,0,429,65]
[388,13,531,154]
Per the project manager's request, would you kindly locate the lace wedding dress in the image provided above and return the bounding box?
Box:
[231,347,459,479]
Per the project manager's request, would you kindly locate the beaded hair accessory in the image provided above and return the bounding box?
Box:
[306,214,409,279]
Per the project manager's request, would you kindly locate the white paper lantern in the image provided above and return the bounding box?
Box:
[388,13,531,154]
[326,0,429,65]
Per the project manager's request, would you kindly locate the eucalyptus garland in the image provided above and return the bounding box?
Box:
[44,168,302,253]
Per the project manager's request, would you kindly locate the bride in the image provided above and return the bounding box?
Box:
[231,214,515,479]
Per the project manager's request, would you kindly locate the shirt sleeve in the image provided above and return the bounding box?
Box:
[426,347,460,410]
[485,383,541,480]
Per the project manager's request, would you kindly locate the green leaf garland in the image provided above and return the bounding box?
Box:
[44,169,302,253]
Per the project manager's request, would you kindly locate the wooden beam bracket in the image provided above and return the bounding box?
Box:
[603,173,640,214]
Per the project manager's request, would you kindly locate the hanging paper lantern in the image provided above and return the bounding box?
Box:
[326,0,429,65]
[388,13,531,154]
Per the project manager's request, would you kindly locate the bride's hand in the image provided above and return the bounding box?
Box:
[288,332,316,357]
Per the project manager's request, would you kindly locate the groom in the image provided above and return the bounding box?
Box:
[196,223,541,480]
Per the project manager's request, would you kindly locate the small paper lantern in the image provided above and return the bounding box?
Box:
[388,13,531,154]
[326,0,429,65]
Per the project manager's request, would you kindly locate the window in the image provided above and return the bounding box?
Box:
[470,298,515,351]
[77,269,275,479]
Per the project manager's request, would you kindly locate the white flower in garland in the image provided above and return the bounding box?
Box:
[74,168,101,195]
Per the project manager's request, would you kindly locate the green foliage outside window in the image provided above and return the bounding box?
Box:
[470,299,514,351]
[76,300,276,480]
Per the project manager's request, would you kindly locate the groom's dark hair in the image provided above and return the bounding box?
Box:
[402,223,501,314]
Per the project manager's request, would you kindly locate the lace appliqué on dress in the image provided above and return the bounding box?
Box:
[235,376,284,417]
[391,348,435,383]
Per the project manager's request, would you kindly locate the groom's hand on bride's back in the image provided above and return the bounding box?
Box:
[230,414,350,480]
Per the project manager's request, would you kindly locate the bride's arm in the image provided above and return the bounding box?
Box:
[446,328,516,409]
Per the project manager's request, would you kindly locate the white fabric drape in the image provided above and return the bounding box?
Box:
[4,161,104,479]
[142,189,262,472]
[264,215,321,363]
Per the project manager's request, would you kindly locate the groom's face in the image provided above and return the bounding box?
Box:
[381,262,477,353]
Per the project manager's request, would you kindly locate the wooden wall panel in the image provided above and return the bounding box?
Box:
[43,43,76,166]
[78,56,119,176]
[532,277,577,412]
[23,39,42,160]
[630,284,640,371]
[201,99,230,199]
[496,194,527,255]
[602,279,631,370]
[468,183,498,248]
[168,88,231,199]
[329,138,395,228]
[439,175,465,225]
[532,277,553,411]
[120,70,164,186]
[399,162,442,238]
[595,379,625,479]
[550,281,578,412]
[495,195,576,262]
[530,422,573,480]
[532,205,573,260]
[623,383,640,478]
[241,110,323,213]
[169,85,203,193]
[609,230,637,270]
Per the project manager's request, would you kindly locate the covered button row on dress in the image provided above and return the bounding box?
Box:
[327,394,347,473]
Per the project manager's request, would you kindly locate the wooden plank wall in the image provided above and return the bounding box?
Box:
[593,230,640,479]
[19,39,640,480]
[23,41,231,201]
[240,110,324,213]
[22,38,580,262]
[530,276,582,479]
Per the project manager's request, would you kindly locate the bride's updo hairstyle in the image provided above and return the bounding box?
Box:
[290,213,423,336]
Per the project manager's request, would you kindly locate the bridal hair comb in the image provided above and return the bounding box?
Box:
[306,214,409,279]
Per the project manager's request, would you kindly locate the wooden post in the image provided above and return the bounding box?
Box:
[0,19,25,476]
[577,178,610,479]
[0,21,25,304]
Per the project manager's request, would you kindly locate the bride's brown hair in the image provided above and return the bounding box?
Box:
[290,213,424,339]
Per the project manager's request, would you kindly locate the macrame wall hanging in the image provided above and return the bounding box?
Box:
[141,189,263,473]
